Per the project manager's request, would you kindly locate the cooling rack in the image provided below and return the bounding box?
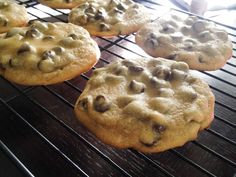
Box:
[0,0,236,177]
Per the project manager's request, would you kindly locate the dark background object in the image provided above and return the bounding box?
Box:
[0,0,236,177]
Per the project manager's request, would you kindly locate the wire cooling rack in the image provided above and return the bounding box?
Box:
[0,0,236,177]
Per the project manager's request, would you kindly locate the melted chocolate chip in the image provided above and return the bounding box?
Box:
[42,36,54,41]
[99,23,110,31]
[153,124,166,133]
[166,53,177,60]
[147,39,158,49]
[113,7,123,14]
[93,95,110,113]
[42,50,55,60]
[129,80,145,93]
[198,55,206,63]
[64,0,72,3]
[152,66,171,80]
[78,98,88,111]
[68,33,79,40]
[85,6,96,14]
[17,43,32,54]
[117,3,126,11]
[25,28,41,38]
[95,10,105,20]
[128,66,144,73]
[52,47,65,55]
[0,17,8,27]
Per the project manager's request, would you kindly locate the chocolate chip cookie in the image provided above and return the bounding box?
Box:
[135,14,233,71]
[0,21,100,85]
[74,57,215,153]
[0,1,29,33]
[68,0,152,37]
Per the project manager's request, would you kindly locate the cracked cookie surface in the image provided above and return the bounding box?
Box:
[74,57,215,153]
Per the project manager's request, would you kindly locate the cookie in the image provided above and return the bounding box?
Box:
[38,0,86,9]
[135,14,233,71]
[74,57,215,153]
[0,1,29,33]
[0,21,100,85]
[68,0,152,37]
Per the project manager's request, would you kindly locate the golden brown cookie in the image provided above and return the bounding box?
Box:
[135,14,233,71]
[0,1,29,33]
[0,21,100,85]
[38,0,86,9]
[68,0,152,37]
[74,57,215,153]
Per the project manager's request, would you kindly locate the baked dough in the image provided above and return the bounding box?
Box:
[74,57,215,153]
[135,14,233,71]
[38,0,87,9]
[0,1,29,33]
[0,21,100,85]
[68,0,151,37]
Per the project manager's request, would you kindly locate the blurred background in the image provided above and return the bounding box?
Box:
[157,0,236,27]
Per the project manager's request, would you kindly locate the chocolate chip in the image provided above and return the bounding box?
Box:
[25,28,41,38]
[150,33,157,39]
[78,98,88,111]
[113,7,123,14]
[147,38,158,49]
[52,47,65,55]
[166,53,177,60]
[17,43,32,54]
[42,36,54,41]
[117,3,126,11]
[192,20,206,32]
[152,66,171,80]
[183,40,195,51]
[129,80,145,93]
[95,10,105,20]
[0,17,8,26]
[139,124,165,147]
[99,23,110,31]
[198,55,206,63]
[0,63,5,70]
[161,24,175,33]
[153,124,166,133]
[64,0,72,3]
[68,33,79,40]
[93,95,110,113]
[191,93,198,101]
[132,4,139,8]
[85,6,96,14]
[42,50,56,60]
[128,66,144,73]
